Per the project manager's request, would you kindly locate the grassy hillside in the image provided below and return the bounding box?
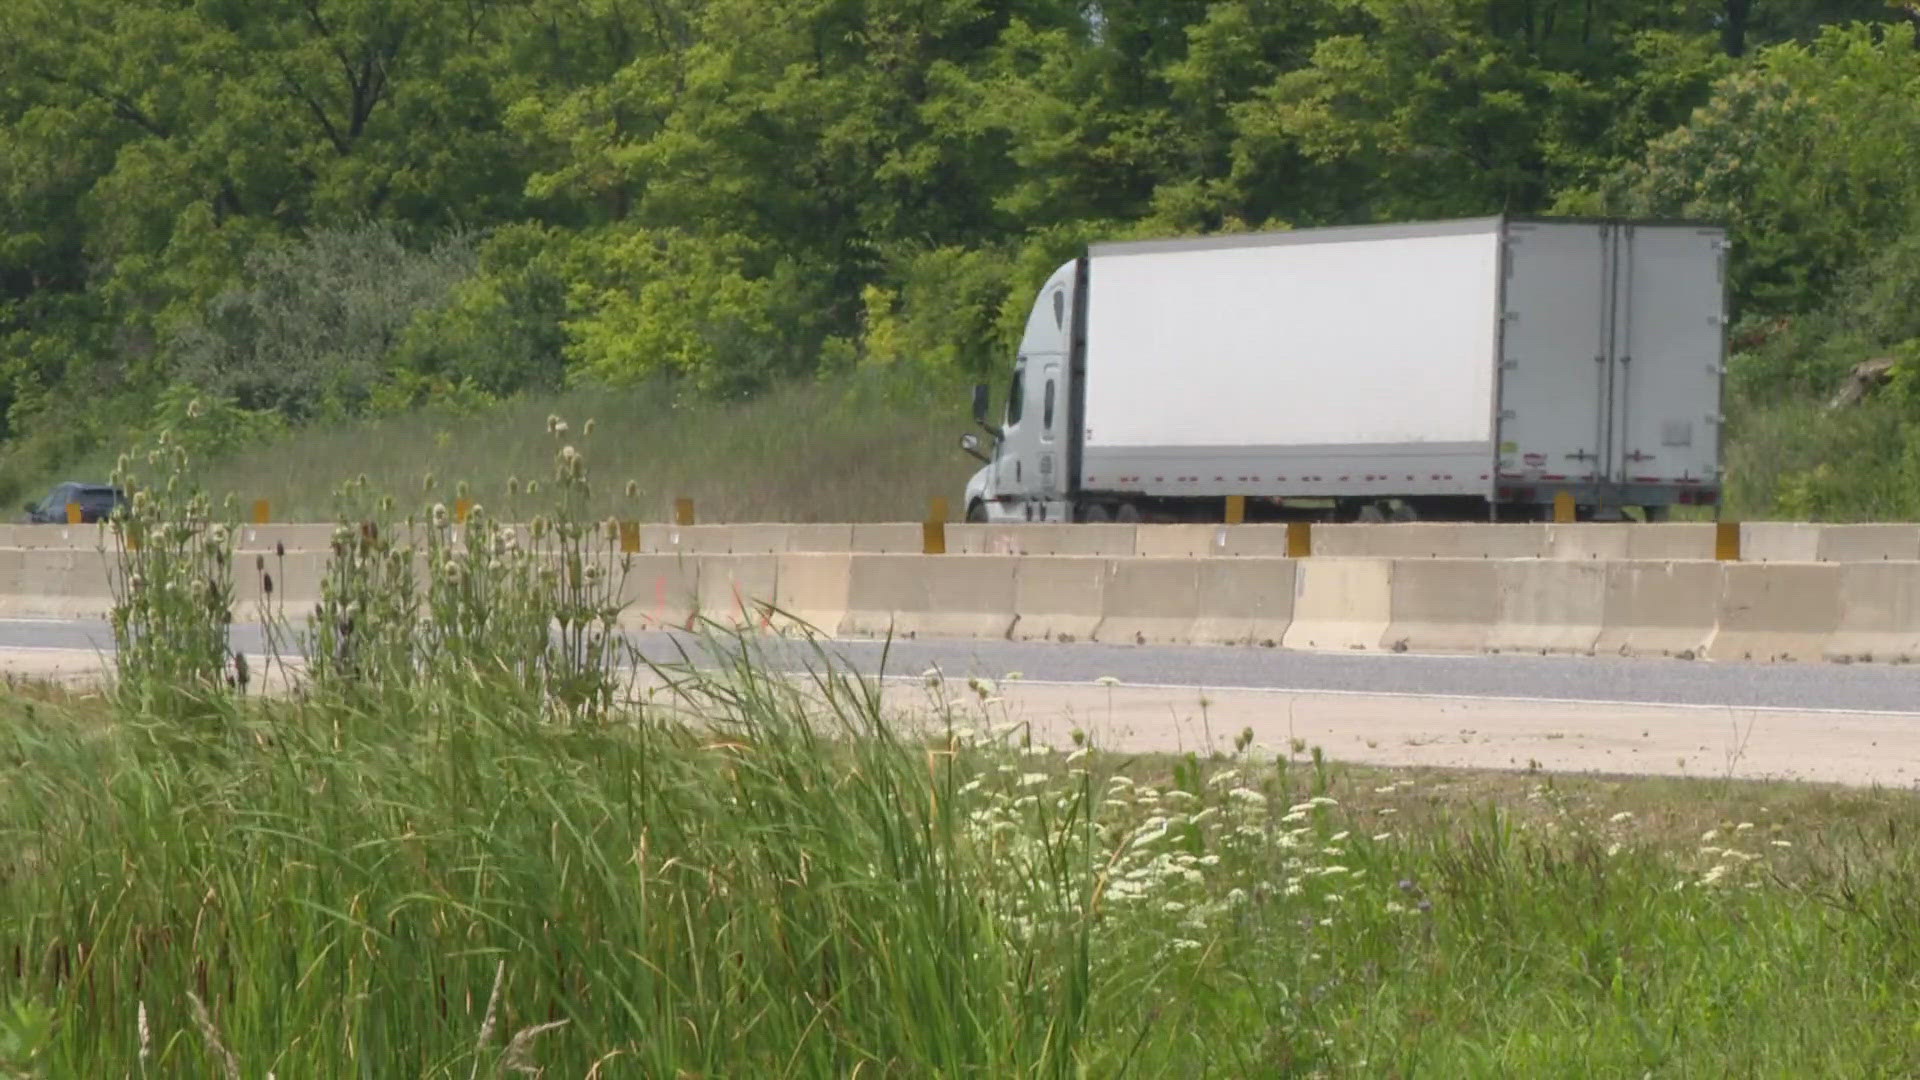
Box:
[31,377,979,524]
[13,380,1890,526]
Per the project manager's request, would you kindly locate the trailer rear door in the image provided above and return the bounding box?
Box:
[1610,225,1727,487]
[1496,221,1610,486]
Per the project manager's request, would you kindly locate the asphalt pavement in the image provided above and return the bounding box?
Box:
[5,616,1920,716]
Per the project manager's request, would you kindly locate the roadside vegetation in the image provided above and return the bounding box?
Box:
[3,424,1919,1075]
[6,6,1920,520]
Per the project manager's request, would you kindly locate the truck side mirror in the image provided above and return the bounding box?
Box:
[971,383,990,424]
[960,432,990,463]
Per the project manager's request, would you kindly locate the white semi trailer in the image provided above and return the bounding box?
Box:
[958,215,1729,524]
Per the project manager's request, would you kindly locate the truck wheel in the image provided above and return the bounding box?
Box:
[1115,503,1142,524]
[966,500,988,523]
[1355,502,1389,524]
[1080,503,1112,523]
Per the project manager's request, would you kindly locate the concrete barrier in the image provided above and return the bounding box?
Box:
[1313,523,1550,559]
[1215,525,1300,557]
[618,553,700,630]
[1191,559,1295,646]
[948,524,1137,556]
[1283,559,1392,652]
[772,554,851,637]
[1094,559,1202,645]
[1008,557,1107,643]
[1708,562,1843,662]
[1594,561,1722,659]
[850,523,926,554]
[237,524,340,552]
[1133,525,1229,559]
[694,554,780,629]
[0,549,116,617]
[1383,559,1500,653]
[1487,560,1607,655]
[842,555,1018,640]
[781,524,859,552]
[1740,523,1819,563]
[1826,562,1920,662]
[1542,523,1716,561]
[1811,524,1920,562]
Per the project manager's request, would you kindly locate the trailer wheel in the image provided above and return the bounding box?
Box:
[1354,502,1389,524]
[966,500,988,523]
[1114,503,1142,524]
[1080,503,1112,523]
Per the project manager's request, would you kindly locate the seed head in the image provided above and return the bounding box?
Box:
[546,414,562,435]
[431,503,449,529]
[625,480,639,499]
[584,418,597,437]
[423,472,436,492]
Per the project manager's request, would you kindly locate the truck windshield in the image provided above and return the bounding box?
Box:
[1006,366,1025,426]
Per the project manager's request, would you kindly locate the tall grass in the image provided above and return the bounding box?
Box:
[5,411,1920,1074]
[53,375,978,525]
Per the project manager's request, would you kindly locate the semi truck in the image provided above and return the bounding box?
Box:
[957,215,1729,524]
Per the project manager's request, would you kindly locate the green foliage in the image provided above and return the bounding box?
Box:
[3,0,1920,516]
[562,228,813,395]
[1603,23,1920,313]
[0,996,52,1079]
[166,221,479,418]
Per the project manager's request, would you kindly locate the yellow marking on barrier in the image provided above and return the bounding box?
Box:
[1286,521,1312,558]
[65,502,80,525]
[923,519,947,555]
[455,498,473,525]
[1553,490,1574,523]
[253,499,271,525]
[1225,495,1246,525]
[1715,520,1741,561]
[619,520,641,554]
[674,498,695,526]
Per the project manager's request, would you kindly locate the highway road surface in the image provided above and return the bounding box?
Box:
[4,616,1919,788]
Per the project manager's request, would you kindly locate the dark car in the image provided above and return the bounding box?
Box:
[24,482,129,524]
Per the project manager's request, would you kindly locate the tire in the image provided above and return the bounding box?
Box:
[1080,502,1112,524]
[1114,503,1143,524]
[1355,502,1389,524]
[966,500,988,523]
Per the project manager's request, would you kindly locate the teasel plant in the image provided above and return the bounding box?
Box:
[102,428,241,730]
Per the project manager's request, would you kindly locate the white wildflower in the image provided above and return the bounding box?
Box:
[1701,829,1720,843]
[1228,788,1268,808]
[1770,840,1793,849]
[1735,822,1755,832]
[1371,832,1393,842]
[1609,811,1634,824]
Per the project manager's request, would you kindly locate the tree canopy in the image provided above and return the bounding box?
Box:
[2,0,1917,454]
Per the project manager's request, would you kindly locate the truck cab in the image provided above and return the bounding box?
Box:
[961,259,1081,524]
